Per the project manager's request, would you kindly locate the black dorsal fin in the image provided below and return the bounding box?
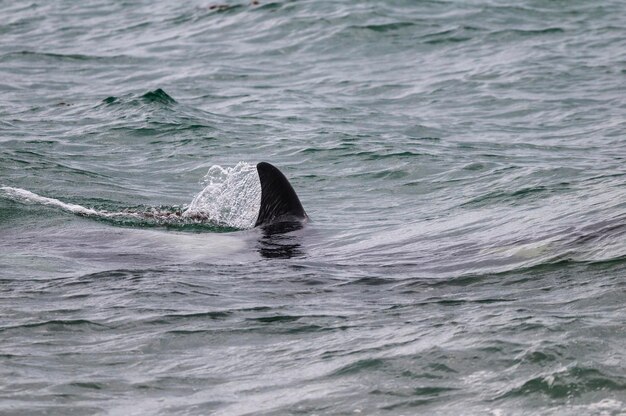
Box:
[255,162,308,227]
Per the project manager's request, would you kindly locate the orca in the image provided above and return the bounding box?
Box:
[255,162,308,234]
[0,162,310,260]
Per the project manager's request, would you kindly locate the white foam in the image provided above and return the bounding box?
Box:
[0,186,102,217]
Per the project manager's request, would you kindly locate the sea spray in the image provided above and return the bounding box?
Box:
[183,162,261,229]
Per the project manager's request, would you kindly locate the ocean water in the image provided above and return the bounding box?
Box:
[1,0,625,414]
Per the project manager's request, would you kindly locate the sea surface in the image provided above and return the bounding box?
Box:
[1,1,625,415]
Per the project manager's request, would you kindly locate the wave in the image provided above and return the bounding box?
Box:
[103,88,177,106]
[496,365,626,400]
[0,50,144,63]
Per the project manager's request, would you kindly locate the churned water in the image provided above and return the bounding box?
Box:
[1,1,625,414]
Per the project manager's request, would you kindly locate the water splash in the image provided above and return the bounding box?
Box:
[183,162,261,229]
[0,162,261,230]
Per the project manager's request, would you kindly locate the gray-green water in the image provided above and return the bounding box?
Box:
[1,1,625,414]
